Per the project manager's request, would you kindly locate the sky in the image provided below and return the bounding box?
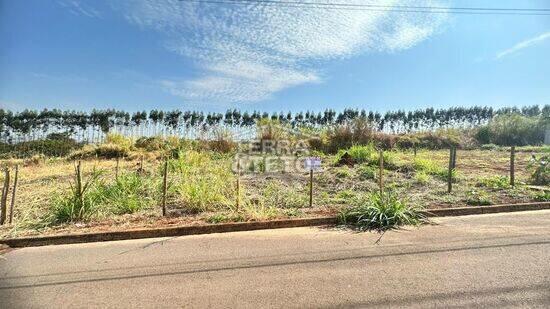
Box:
[0,0,549,113]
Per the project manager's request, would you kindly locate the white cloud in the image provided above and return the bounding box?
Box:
[103,1,448,103]
[57,0,102,18]
[496,31,550,59]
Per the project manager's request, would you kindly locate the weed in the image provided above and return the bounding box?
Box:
[335,167,352,178]
[465,189,492,206]
[168,150,235,213]
[97,172,157,214]
[528,155,549,185]
[477,175,510,190]
[261,180,307,208]
[413,171,430,185]
[413,157,447,179]
[357,164,376,180]
[49,165,103,223]
[338,191,425,230]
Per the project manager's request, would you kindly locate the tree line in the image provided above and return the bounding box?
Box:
[0,105,548,142]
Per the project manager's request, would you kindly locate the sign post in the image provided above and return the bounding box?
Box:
[304,157,321,208]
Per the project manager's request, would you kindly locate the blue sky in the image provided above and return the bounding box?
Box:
[0,0,549,113]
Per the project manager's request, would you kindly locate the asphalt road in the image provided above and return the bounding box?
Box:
[1,210,550,308]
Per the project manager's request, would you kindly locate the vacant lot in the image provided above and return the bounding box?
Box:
[0,146,547,239]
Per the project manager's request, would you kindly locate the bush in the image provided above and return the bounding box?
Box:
[413,171,430,185]
[338,191,425,230]
[477,175,510,189]
[69,143,129,159]
[357,164,376,180]
[97,172,157,214]
[105,133,133,150]
[49,167,103,224]
[465,190,492,206]
[475,113,545,146]
[0,138,81,158]
[528,155,549,185]
[324,118,374,153]
[413,158,447,179]
[480,144,500,151]
[168,150,235,213]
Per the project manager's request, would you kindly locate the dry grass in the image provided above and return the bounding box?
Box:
[0,148,545,238]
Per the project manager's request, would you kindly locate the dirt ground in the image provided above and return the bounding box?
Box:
[0,148,547,238]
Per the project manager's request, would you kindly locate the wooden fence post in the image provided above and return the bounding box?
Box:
[1,168,10,225]
[236,160,241,211]
[510,146,515,187]
[379,149,384,195]
[309,168,313,207]
[115,156,120,180]
[447,147,454,193]
[9,165,18,224]
[162,158,168,217]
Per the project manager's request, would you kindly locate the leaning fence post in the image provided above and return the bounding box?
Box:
[115,156,120,180]
[236,160,241,211]
[1,168,10,225]
[309,167,313,207]
[510,146,515,187]
[9,165,18,224]
[447,147,454,193]
[378,149,384,195]
[162,158,168,217]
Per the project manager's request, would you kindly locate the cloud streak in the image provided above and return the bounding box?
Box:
[496,31,550,59]
[106,1,448,103]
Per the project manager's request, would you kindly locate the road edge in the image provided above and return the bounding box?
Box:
[2,202,550,248]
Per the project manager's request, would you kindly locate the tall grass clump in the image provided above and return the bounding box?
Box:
[338,191,425,230]
[528,154,549,185]
[97,172,157,214]
[413,157,447,179]
[336,143,397,168]
[168,150,235,213]
[49,164,103,224]
[475,113,545,146]
[260,180,307,208]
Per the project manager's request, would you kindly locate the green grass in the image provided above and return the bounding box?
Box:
[413,157,447,179]
[477,175,510,190]
[357,164,376,180]
[413,171,430,185]
[465,189,492,206]
[97,172,157,214]
[338,191,425,231]
[260,180,307,208]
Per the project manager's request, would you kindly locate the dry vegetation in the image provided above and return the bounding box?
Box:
[0,141,547,238]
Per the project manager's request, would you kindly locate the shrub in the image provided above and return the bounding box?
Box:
[206,128,237,153]
[477,175,510,189]
[413,171,430,185]
[135,136,166,151]
[533,191,550,202]
[475,113,544,146]
[0,138,81,158]
[528,155,549,185]
[324,118,374,153]
[168,150,235,213]
[338,191,425,230]
[413,157,447,178]
[49,166,103,223]
[105,133,133,150]
[335,167,352,178]
[97,172,157,214]
[465,190,492,206]
[357,164,376,180]
[69,143,129,159]
[480,144,500,151]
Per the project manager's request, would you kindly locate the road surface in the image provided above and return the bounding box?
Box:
[1,210,550,308]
